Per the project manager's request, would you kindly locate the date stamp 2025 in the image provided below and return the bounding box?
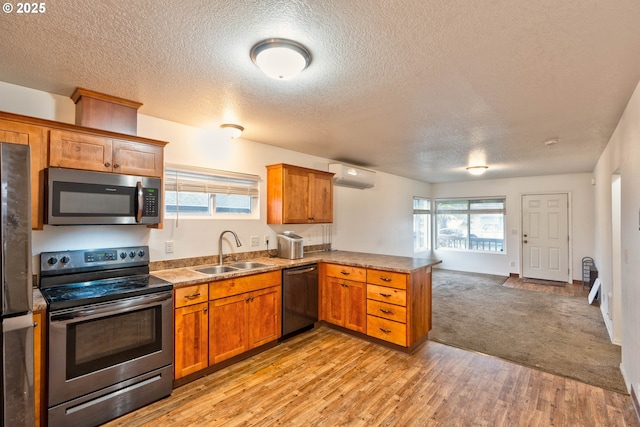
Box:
[3,2,46,14]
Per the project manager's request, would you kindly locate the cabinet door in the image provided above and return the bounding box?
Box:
[308,172,333,223]
[112,139,163,177]
[248,286,281,348]
[344,280,366,333]
[49,129,113,172]
[209,294,249,365]
[33,311,45,427]
[282,166,310,223]
[324,277,346,327]
[0,119,45,230]
[174,302,209,379]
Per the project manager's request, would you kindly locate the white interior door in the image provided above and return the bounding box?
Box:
[522,193,569,282]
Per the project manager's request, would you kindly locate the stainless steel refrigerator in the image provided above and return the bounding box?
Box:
[0,143,34,426]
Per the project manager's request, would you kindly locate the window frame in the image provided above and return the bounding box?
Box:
[413,197,432,253]
[164,164,260,220]
[434,197,506,253]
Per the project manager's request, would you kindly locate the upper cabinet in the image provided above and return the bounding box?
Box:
[0,111,168,230]
[0,116,46,230]
[266,163,334,224]
[49,129,164,177]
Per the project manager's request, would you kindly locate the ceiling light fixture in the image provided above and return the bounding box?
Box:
[250,38,311,80]
[220,124,244,139]
[466,166,489,176]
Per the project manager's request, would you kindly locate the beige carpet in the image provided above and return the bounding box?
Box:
[430,269,627,394]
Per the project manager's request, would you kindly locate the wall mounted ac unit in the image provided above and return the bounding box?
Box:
[328,163,376,189]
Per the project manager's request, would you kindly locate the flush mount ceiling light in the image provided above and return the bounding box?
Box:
[250,38,311,80]
[466,166,489,176]
[220,124,244,139]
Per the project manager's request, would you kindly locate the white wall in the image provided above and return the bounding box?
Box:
[432,174,595,279]
[593,78,640,397]
[0,81,431,265]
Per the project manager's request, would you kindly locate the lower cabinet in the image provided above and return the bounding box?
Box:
[209,285,281,365]
[174,284,209,379]
[321,264,367,333]
[321,263,433,350]
[173,271,282,381]
[34,310,45,427]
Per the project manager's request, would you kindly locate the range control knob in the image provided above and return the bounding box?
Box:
[138,250,145,258]
[120,252,127,259]
[47,257,58,265]
[60,256,70,264]
[129,251,136,258]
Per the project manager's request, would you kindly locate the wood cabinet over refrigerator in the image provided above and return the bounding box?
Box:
[266,163,334,224]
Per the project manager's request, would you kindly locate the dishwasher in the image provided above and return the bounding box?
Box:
[282,264,319,340]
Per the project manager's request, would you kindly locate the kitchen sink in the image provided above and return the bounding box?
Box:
[196,265,239,275]
[229,261,275,269]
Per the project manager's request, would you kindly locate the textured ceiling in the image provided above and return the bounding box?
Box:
[2,0,640,183]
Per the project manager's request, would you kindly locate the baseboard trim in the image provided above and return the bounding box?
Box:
[509,273,519,278]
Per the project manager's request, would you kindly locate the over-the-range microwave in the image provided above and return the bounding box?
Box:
[45,167,161,225]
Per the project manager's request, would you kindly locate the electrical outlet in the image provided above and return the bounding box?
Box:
[250,236,260,247]
[165,241,174,253]
[264,235,270,245]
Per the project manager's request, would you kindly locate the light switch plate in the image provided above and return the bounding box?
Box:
[250,236,259,247]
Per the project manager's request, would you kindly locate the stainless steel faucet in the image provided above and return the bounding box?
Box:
[218,230,242,265]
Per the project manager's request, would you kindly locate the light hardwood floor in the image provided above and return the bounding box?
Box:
[103,327,639,427]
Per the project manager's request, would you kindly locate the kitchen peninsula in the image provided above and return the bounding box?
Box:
[151,251,441,386]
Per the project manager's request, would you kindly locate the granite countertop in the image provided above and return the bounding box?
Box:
[33,289,47,312]
[151,250,441,288]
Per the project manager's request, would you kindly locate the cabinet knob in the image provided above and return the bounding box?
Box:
[104,162,111,167]
[203,307,208,312]
[114,163,120,168]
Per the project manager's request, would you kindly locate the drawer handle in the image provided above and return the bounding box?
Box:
[379,328,392,333]
[380,308,392,314]
[380,277,392,282]
[184,293,201,300]
[340,271,350,275]
[380,293,392,297]
[341,283,349,288]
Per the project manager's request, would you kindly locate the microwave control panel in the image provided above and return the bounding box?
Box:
[143,188,159,217]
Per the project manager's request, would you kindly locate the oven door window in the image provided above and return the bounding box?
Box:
[53,181,135,217]
[66,305,162,380]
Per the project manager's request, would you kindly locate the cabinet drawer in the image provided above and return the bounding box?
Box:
[210,270,281,300]
[324,264,366,282]
[175,284,208,308]
[367,315,406,346]
[367,284,406,306]
[367,300,406,323]
[367,269,407,290]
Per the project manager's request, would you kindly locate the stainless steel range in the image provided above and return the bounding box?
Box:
[39,246,173,427]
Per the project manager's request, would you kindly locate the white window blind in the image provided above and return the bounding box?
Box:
[165,164,260,197]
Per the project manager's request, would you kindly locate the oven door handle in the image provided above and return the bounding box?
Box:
[51,292,172,324]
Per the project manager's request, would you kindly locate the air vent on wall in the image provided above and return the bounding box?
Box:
[328,163,376,189]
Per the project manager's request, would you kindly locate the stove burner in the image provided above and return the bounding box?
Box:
[41,274,173,310]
